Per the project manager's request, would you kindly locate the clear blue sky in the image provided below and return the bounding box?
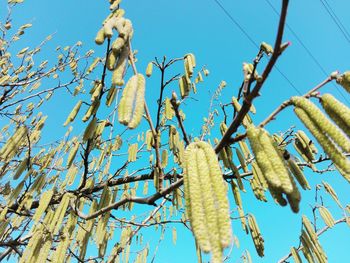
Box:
[2,0,350,262]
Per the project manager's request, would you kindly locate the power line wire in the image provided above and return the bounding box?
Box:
[319,0,350,44]
[212,0,302,95]
[212,0,259,49]
[264,0,350,105]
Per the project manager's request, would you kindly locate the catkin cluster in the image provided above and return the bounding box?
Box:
[246,125,301,213]
[118,74,145,129]
[183,141,232,263]
[291,96,350,182]
[95,8,133,87]
[179,53,196,98]
[301,216,328,263]
[248,214,264,257]
[0,126,27,162]
[293,130,318,171]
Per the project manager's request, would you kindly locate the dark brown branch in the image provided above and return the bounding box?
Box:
[215,0,290,154]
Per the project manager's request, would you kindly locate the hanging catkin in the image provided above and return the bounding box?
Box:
[183,141,232,263]
[320,93,350,138]
[118,74,145,129]
[246,125,301,212]
[291,96,350,153]
[294,107,350,181]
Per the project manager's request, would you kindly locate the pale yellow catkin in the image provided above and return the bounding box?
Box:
[184,145,211,252]
[118,74,145,129]
[321,93,350,138]
[198,141,232,248]
[294,107,350,181]
[246,125,282,189]
[291,96,350,153]
[322,181,342,208]
[32,189,54,223]
[146,62,153,77]
[195,148,222,263]
[63,100,82,126]
[112,46,129,86]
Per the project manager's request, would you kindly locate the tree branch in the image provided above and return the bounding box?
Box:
[215,0,290,154]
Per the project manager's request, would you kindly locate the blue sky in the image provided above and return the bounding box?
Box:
[2,0,350,262]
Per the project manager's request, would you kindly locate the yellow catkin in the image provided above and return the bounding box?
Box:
[291,96,350,153]
[145,130,154,150]
[321,93,350,138]
[199,141,232,248]
[322,181,342,208]
[301,242,315,263]
[301,230,327,263]
[294,131,316,167]
[87,57,101,74]
[112,37,126,53]
[172,227,177,245]
[13,158,28,180]
[82,99,100,122]
[250,175,267,202]
[251,161,268,190]
[231,96,252,127]
[32,189,54,223]
[36,235,53,263]
[302,216,318,242]
[196,71,203,82]
[294,108,350,181]
[51,212,78,263]
[291,247,302,263]
[235,147,248,173]
[0,126,27,161]
[83,117,97,142]
[164,98,174,120]
[112,46,129,86]
[146,62,153,77]
[230,180,243,208]
[7,181,24,206]
[263,130,294,194]
[246,125,282,189]
[106,86,117,107]
[161,149,168,168]
[285,173,301,213]
[287,156,310,190]
[91,81,103,102]
[50,193,71,236]
[95,28,106,45]
[67,140,79,168]
[318,206,335,227]
[127,143,138,162]
[183,153,192,221]
[128,74,145,128]
[118,74,145,129]
[184,145,211,252]
[239,139,251,159]
[76,201,97,259]
[248,214,264,257]
[107,50,117,71]
[297,130,318,154]
[195,148,222,262]
[63,100,82,126]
